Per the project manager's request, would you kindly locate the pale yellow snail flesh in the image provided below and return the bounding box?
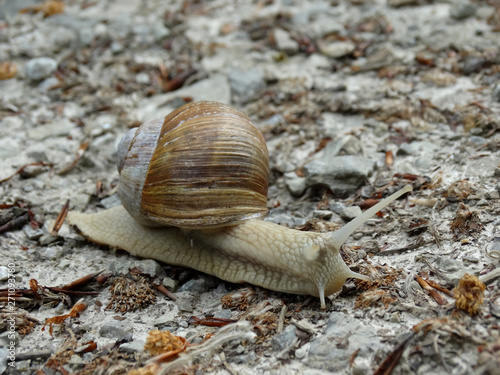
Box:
[67,101,412,309]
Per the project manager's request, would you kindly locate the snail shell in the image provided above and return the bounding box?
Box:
[117,101,270,228]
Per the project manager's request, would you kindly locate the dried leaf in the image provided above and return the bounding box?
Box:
[454,273,486,315]
[144,330,187,359]
[42,299,87,336]
[355,289,396,309]
[221,287,257,310]
[449,202,484,237]
[0,62,17,80]
[20,0,64,17]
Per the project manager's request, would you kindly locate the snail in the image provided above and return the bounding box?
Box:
[67,101,412,309]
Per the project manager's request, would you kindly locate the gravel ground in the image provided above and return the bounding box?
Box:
[0,0,499,374]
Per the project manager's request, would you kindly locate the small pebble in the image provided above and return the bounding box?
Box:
[319,41,355,58]
[0,266,9,281]
[228,68,265,104]
[450,2,476,20]
[271,325,297,352]
[99,321,133,339]
[492,83,500,102]
[163,277,179,291]
[273,28,299,54]
[25,57,58,81]
[313,210,333,220]
[340,206,362,221]
[119,340,145,353]
[24,226,44,241]
[284,172,307,197]
[178,278,210,294]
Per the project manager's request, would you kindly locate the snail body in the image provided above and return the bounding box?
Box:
[67,101,412,309]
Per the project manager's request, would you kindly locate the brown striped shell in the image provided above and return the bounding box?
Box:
[117,101,269,229]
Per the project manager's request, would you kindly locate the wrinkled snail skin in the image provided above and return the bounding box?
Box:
[66,100,413,309]
[67,185,412,309]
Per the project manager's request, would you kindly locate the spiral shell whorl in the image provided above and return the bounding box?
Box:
[117,101,270,229]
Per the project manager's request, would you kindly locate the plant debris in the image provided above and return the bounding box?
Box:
[449,202,484,238]
[144,330,187,358]
[42,299,87,336]
[453,273,486,315]
[107,271,158,313]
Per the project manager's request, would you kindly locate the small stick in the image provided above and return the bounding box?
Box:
[61,270,104,290]
[0,162,53,184]
[423,278,454,297]
[375,240,434,256]
[415,276,447,305]
[57,141,89,175]
[0,213,29,234]
[152,283,177,301]
[277,304,288,333]
[51,200,70,235]
[374,332,414,375]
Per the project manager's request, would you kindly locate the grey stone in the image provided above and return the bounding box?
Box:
[43,246,62,260]
[176,295,194,312]
[265,209,306,227]
[330,202,345,214]
[273,28,299,55]
[229,68,266,104]
[29,119,74,141]
[351,44,398,72]
[450,2,476,20]
[313,210,333,220]
[178,278,210,294]
[319,41,355,59]
[111,41,124,54]
[0,137,21,158]
[0,266,8,281]
[0,331,19,348]
[466,157,499,178]
[492,83,500,102]
[25,57,58,81]
[271,325,297,352]
[99,320,133,338]
[435,257,461,272]
[39,233,60,246]
[119,339,145,353]
[463,56,485,75]
[476,6,496,19]
[0,0,35,20]
[99,194,121,209]
[397,141,436,156]
[321,136,363,158]
[152,22,170,41]
[340,206,362,221]
[153,310,177,326]
[24,226,44,240]
[284,172,307,197]
[135,72,150,85]
[303,155,376,195]
[162,277,179,291]
[134,74,231,122]
[0,347,8,374]
[112,258,165,278]
[214,309,233,319]
[308,312,382,372]
[37,76,60,91]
